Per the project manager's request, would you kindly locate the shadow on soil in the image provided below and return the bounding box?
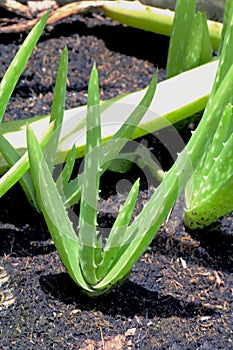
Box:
[39,272,217,320]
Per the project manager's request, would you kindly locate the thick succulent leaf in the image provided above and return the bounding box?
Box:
[184,10,212,71]
[78,63,102,285]
[166,0,196,78]
[210,1,233,99]
[96,178,140,280]
[0,122,54,199]
[184,5,233,228]
[0,12,49,122]
[56,144,76,195]
[184,11,204,71]
[218,0,232,54]
[44,46,68,172]
[27,125,91,292]
[0,134,37,208]
[184,133,233,229]
[199,9,213,65]
[185,103,233,206]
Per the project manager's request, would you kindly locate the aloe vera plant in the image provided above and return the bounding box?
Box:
[0,0,232,297]
[26,63,159,295]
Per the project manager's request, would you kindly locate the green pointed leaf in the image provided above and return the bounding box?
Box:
[44,46,68,172]
[56,144,76,195]
[185,102,233,207]
[184,10,212,72]
[78,63,102,285]
[166,0,196,78]
[199,9,213,65]
[0,12,49,122]
[184,133,233,229]
[96,178,140,280]
[218,0,232,54]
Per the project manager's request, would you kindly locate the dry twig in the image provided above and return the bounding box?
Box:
[0,1,103,33]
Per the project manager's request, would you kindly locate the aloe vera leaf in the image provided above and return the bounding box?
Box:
[183,11,203,72]
[0,12,49,122]
[183,6,233,229]
[102,0,222,51]
[218,0,232,54]
[0,134,37,208]
[56,144,76,194]
[44,46,68,172]
[184,133,233,229]
[166,0,196,78]
[199,9,213,65]
[93,62,233,291]
[78,63,102,285]
[96,178,140,280]
[185,102,233,207]
[0,122,54,199]
[184,10,213,72]
[26,125,92,292]
[211,1,233,99]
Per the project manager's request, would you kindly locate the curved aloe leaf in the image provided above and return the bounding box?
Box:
[44,46,68,172]
[27,124,92,292]
[96,178,140,281]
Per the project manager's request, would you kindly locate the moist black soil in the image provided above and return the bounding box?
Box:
[0,11,232,350]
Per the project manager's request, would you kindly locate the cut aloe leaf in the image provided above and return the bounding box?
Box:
[0,59,219,175]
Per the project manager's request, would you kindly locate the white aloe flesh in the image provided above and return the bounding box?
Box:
[0,59,218,174]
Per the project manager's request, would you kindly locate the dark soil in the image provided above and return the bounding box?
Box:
[0,11,232,350]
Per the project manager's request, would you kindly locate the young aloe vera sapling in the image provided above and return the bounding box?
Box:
[26,63,158,295]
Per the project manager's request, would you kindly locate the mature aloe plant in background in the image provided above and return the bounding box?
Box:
[184,0,233,229]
